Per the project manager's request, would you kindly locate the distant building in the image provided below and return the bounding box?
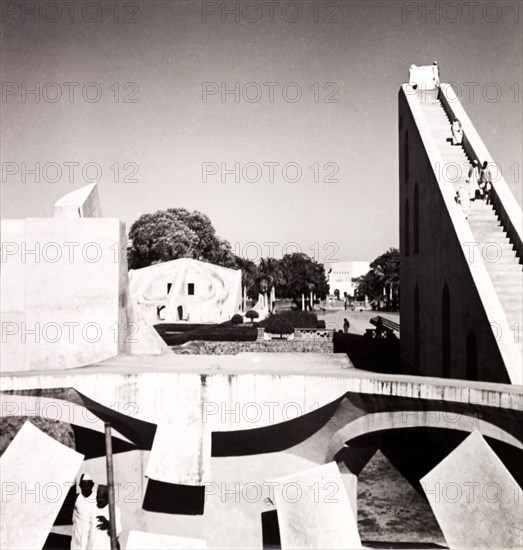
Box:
[129,258,242,324]
[325,261,370,299]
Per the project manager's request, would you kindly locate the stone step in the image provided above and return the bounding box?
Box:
[486,264,522,270]
[496,287,523,295]
[487,264,523,271]
[471,208,497,213]
[473,246,516,255]
[499,291,523,300]
[499,299,523,308]
[470,241,511,249]
[469,228,507,235]
[498,306,523,315]
[468,223,502,228]
[483,264,517,272]
[428,102,523,327]
[472,204,496,209]
[474,210,498,217]
[468,217,503,224]
[494,269,523,277]
[468,230,505,235]
[470,235,510,243]
[469,217,500,223]
[468,208,498,214]
[499,308,523,318]
[497,297,523,307]
[442,157,468,164]
[468,233,510,241]
[440,150,467,156]
[485,266,523,274]
[489,277,523,284]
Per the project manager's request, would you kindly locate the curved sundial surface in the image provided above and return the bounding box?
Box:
[129,258,242,324]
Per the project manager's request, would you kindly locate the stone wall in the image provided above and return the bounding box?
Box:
[2,365,520,548]
[1,218,128,371]
[171,339,333,354]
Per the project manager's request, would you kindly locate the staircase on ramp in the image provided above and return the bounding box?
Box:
[418,97,523,354]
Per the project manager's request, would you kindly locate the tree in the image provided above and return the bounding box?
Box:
[354,270,383,309]
[128,208,235,269]
[233,256,259,299]
[277,253,329,308]
[127,211,198,269]
[258,258,285,294]
[356,247,400,311]
[207,237,236,268]
[245,310,259,323]
[370,247,400,311]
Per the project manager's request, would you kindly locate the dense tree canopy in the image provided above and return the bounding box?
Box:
[355,247,400,311]
[128,208,236,269]
[128,209,329,309]
[276,253,329,304]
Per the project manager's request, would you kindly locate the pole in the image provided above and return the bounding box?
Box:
[104,423,118,550]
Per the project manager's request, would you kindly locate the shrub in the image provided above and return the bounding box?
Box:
[265,316,294,335]
[259,310,317,328]
[155,324,257,345]
[231,314,244,324]
[245,310,259,322]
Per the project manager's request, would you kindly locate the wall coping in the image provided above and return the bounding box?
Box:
[1,357,521,412]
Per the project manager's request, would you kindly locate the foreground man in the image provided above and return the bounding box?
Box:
[87,485,122,550]
[71,473,96,550]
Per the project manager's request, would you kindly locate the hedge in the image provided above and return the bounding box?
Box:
[155,324,257,346]
[259,310,320,329]
[264,316,294,335]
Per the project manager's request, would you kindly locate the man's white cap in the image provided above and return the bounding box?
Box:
[80,472,93,482]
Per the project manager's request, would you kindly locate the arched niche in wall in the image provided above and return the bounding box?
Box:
[442,283,451,378]
[466,329,478,381]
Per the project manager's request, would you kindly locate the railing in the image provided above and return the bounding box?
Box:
[257,328,334,340]
[439,83,523,261]
[370,316,400,333]
[294,328,334,340]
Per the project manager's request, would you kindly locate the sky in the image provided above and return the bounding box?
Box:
[1,0,522,263]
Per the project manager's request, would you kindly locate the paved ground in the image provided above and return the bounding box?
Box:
[318,308,400,335]
[358,451,446,546]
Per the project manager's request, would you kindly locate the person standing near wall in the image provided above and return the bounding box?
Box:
[451,118,463,145]
[456,183,471,219]
[466,159,480,200]
[71,473,97,550]
[87,485,122,550]
[432,61,440,89]
[479,161,493,204]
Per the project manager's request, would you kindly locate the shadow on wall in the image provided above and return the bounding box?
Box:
[333,333,402,374]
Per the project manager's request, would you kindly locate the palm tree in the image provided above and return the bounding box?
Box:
[307,282,316,311]
[259,258,285,309]
[234,257,258,308]
[369,248,400,311]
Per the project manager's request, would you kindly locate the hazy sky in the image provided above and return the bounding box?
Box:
[1,0,522,263]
